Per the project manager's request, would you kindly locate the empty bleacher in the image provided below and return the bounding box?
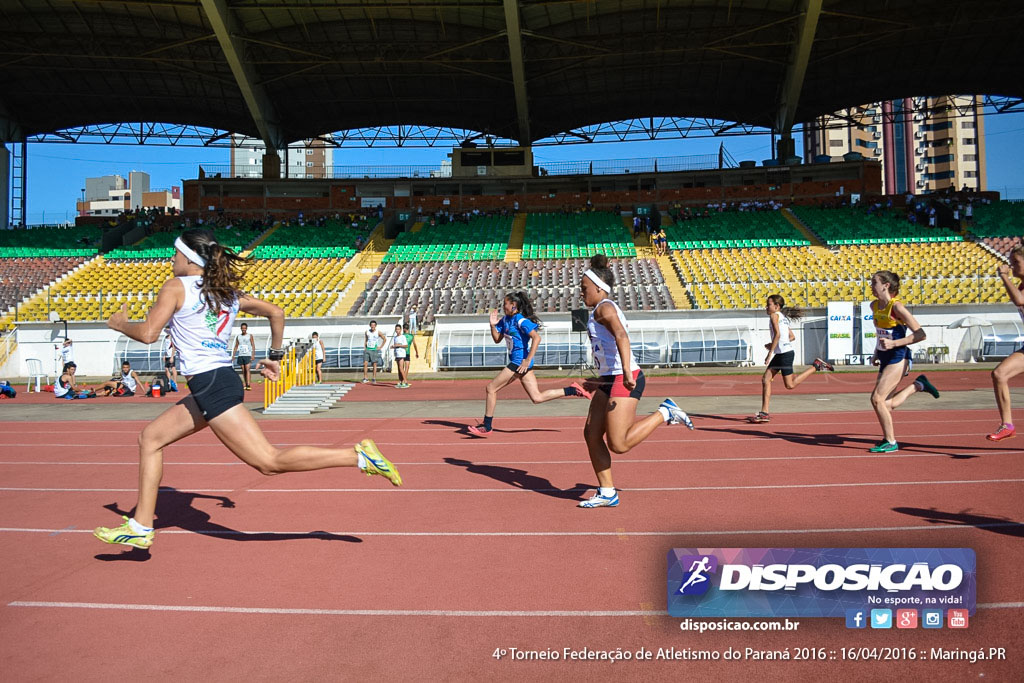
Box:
[0,225,103,257]
[792,206,961,245]
[385,215,513,262]
[347,258,672,323]
[522,212,636,259]
[105,225,263,259]
[0,256,90,312]
[674,241,1002,309]
[10,256,353,322]
[665,210,809,249]
[248,218,371,259]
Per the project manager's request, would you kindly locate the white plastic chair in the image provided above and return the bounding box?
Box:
[25,358,51,393]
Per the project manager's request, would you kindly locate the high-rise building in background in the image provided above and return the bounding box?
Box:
[804,95,985,195]
[229,136,334,179]
[77,172,180,216]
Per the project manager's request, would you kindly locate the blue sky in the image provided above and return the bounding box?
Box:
[15,108,1024,225]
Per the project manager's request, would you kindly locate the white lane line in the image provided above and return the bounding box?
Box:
[0,417,1002,435]
[1,478,1022,494]
[1,522,1021,537]
[1,449,1020,467]
[7,601,1022,617]
[0,432,999,448]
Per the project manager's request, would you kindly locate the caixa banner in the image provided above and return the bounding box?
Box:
[667,548,975,618]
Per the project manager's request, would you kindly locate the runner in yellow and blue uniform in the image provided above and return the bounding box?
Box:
[868,270,940,453]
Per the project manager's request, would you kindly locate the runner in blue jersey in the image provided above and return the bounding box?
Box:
[468,291,591,437]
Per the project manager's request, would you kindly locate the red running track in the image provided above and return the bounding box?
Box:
[339,369,996,401]
[0,410,1021,680]
[3,369,994,405]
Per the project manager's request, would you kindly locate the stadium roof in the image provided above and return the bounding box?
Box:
[1,0,1022,147]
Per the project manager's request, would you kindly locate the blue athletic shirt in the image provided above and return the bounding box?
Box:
[495,313,538,366]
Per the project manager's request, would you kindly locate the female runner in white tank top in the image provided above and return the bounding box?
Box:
[93,229,403,551]
[748,294,834,424]
[576,254,694,509]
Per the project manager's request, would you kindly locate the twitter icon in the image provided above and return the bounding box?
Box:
[870,609,893,629]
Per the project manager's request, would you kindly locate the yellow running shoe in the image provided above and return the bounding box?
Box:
[94,516,154,549]
[355,439,403,487]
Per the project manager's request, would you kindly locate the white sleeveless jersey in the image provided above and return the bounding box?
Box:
[54,376,70,398]
[391,332,407,358]
[235,334,253,356]
[587,298,639,376]
[121,369,138,393]
[314,340,325,360]
[169,275,240,376]
[772,311,794,354]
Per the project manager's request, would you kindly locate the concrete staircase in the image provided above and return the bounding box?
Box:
[330,221,391,315]
[503,213,527,262]
[655,252,692,309]
[262,382,355,415]
[624,216,655,258]
[781,208,825,247]
[239,221,283,256]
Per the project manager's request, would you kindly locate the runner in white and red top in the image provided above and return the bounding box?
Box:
[93,229,403,551]
[575,254,694,509]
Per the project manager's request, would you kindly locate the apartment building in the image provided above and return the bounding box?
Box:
[229,136,334,179]
[804,95,985,194]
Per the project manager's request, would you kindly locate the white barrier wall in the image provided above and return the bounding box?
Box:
[1,304,1019,379]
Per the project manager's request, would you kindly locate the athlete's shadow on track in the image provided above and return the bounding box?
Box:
[444,457,589,500]
[424,419,559,438]
[95,487,360,561]
[892,507,1024,538]
[705,425,972,455]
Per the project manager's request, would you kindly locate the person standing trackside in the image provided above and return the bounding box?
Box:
[363,320,386,383]
[232,322,256,391]
[401,323,419,388]
[311,331,326,383]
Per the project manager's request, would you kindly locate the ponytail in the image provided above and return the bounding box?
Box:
[506,291,542,327]
[767,294,803,321]
[180,229,248,312]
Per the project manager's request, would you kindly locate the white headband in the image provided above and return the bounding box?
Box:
[584,269,612,293]
[174,237,206,267]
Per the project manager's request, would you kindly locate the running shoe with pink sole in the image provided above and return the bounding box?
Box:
[568,382,593,399]
[467,425,492,437]
[987,424,1016,442]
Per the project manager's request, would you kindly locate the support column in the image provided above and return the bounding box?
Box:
[0,145,9,230]
[262,151,281,179]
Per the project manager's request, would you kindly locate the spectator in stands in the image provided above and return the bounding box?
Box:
[311,331,326,383]
[987,250,1024,442]
[97,361,144,397]
[363,320,386,383]
[655,227,668,256]
[747,295,834,424]
[232,322,256,391]
[573,254,693,508]
[467,292,592,437]
[407,308,418,333]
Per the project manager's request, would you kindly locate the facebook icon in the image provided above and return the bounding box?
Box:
[846,608,867,629]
